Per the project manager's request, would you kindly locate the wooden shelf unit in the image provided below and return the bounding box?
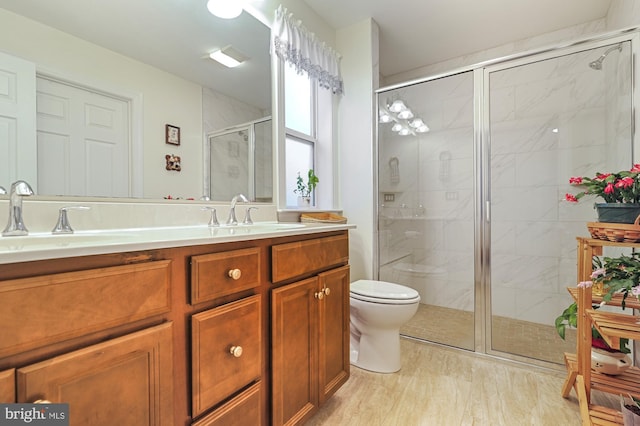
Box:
[563,237,640,425]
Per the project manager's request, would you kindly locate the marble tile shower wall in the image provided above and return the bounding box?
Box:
[380,46,631,324]
[489,48,626,325]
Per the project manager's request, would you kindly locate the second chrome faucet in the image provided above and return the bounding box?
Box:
[227,194,248,225]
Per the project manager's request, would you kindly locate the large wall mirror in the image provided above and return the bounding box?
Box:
[0,0,272,202]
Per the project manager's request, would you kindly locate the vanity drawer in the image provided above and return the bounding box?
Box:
[271,234,349,283]
[191,295,262,417]
[191,247,261,304]
[0,260,172,358]
[192,382,261,426]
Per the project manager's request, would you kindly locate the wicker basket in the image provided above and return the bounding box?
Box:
[587,217,640,243]
[300,212,347,224]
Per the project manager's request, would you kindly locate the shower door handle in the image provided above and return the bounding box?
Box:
[486,201,490,222]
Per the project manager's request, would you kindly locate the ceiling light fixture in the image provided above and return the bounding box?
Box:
[207,0,244,19]
[209,45,248,68]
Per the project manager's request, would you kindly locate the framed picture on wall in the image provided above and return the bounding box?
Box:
[166,124,180,145]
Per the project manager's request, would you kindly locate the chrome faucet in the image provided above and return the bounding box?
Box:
[3,180,34,236]
[227,194,248,225]
[0,186,6,195]
[243,207,258,225]
[52,206,90,234]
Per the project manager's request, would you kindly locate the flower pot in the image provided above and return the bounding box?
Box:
[595,203,640,224]
[297,196,311,208]
[621,397,640,425]
[591,347,632,375]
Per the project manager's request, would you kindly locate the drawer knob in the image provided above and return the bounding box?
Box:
[228,268,242,280]
[230,345,243,357]
[314,291,325,300]
[34,399,52,404]
[323,287,331,296]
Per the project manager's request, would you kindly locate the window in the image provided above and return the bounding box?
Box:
[284,63,318,207]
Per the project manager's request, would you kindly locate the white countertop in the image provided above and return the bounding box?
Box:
[0,222,355,264]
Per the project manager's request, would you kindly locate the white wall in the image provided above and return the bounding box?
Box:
[336,19,379,281]
[0,8,203,200]
[606,0,640,30]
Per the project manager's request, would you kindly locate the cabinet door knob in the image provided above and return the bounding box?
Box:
[323,287,331,296]
[230,345,243,357]
[33,399,52,404]
[315,291,325,300]
[228,268,242,280]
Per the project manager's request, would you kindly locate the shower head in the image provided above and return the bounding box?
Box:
[589,44,622,70]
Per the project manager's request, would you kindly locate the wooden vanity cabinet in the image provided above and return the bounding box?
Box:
[271,234,350,426]
[0,228,350,426]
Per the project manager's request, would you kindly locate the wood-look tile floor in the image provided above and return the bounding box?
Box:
[307,338,618,426]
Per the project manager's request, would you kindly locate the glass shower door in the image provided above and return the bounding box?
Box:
[487,41,633,363]
[377,71,476,350]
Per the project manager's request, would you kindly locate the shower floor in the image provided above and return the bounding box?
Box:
[400,303,576,364]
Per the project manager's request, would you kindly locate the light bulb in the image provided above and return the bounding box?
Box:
[379,111,392,123]
[397,109,414,120]
[207,0,243,19]
[391,123,402,132]
[399,127,411,136]
[388,100,406,113]
[409,118,424,128]
[416,125,430,133]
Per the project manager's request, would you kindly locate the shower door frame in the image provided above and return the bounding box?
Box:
[375,28,640,368]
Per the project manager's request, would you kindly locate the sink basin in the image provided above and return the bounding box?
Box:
[0,222,315,256]
[0,232,136,250]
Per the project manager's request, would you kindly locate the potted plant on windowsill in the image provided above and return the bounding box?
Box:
[294,169,319,208]
[565,164,640,224]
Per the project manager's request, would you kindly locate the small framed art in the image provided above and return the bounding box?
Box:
[166,124,180,145]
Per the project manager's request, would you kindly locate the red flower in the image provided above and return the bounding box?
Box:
[596,173,611,181]
[631,164,640,173]
[615,177,635,189]
[569,177,583,184]
[565,193,578,202]
[604,182,615,194]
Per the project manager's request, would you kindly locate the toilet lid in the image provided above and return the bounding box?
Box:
[350,280,419,302]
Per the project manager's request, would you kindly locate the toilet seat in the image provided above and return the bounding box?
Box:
[350,280,420,305]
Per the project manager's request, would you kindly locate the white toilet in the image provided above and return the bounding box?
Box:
[349,279,420,373]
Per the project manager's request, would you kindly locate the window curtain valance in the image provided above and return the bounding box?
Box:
[271,5,344,95]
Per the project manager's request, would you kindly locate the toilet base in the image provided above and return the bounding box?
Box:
[350,328,401,373]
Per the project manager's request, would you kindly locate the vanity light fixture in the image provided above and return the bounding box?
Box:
[379,98,429,136]
[207,0,244,19]
[209,45,248,68]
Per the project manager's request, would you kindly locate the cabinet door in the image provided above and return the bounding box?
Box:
[0,369,14,402]
[317,266,350,404]
[16,322,174,426]
[271,277,319,426]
